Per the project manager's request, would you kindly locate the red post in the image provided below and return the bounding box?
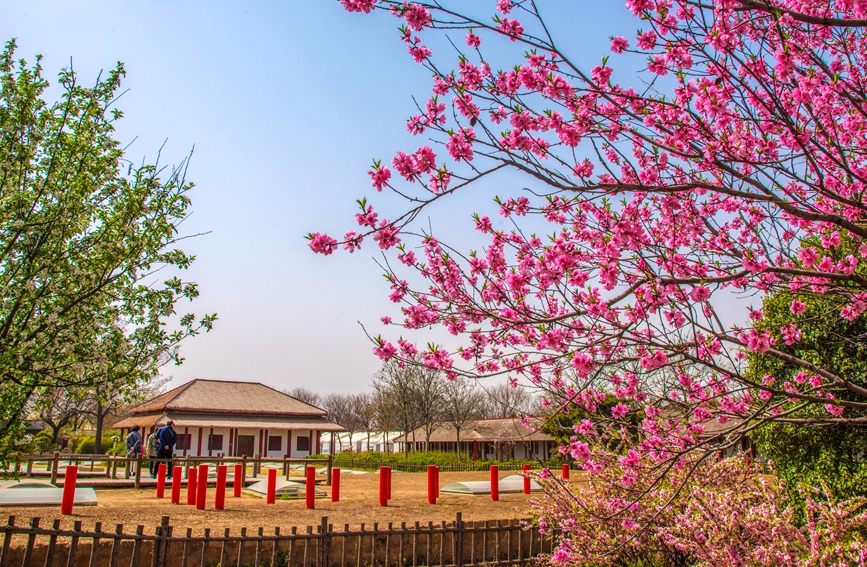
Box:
[427,465,436,504]
[267,468,277,505]
[196,464,208,510]
[386,466,392,500]
[562,463,570,480]
[522,464,531,495]
[186,467,198,506]
[490,465,499,501]
[215,465,227,510]
[171,467,182,504]
[305,465,315,509]
[233,463,243,497]
[60,465,77,515]
[156,464,167,498]
[435,466,440,499]
[378,466,388,506]
[331,468,341,503]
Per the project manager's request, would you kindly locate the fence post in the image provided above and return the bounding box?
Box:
[153,515,171,567]
[317,516,330,567]
[454,512,463,567]
[50,452,59,485]
[326,454,333,486]
[135,454,143,489]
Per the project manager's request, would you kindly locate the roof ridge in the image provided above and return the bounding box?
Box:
[129,381,196,413]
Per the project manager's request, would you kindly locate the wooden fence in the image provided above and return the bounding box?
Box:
[9,453,334,486]
[330,461,567,474]
[0,513,553,567]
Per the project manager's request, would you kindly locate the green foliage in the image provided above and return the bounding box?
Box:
[746,239,867,516]
[72,432,121,455]
[29,429,56,454]
[0,40,215,463]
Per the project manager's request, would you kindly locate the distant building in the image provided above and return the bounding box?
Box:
[114,379,343,458]
[321,431,400,454]
[393,417,556,461]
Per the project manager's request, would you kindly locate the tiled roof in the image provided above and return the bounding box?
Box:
[127,379,327,417]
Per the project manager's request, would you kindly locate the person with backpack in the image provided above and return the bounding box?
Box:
[157,420,178,479]
[146,428,161,478]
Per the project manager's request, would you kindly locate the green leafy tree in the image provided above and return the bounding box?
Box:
[747,238,867,514]
[0,40,215,461]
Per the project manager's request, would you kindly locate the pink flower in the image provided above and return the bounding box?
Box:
[408,44,431,63]
[307,232,337,255]
[610,36,629,53]
[341,0,375,14]
[689,286,710,302]
[368,165,392,191]
[611,403,629,420]
[446,127,476,161]
[496,0,513,14]
[403,3,431,31]
[571,352,594,376]
[745,329,772,352]
[780,323,801,345]
[465,32,481,48]
[790,300,806,315]
[372,339,397,360]
[497,18,524,41]
[342,230,363,253]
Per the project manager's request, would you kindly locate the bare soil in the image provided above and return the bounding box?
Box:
[0,471,537,534]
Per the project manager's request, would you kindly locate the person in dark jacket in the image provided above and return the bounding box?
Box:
[157,420,178,479]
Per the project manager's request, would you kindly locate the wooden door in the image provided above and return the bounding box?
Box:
[237,435,255,457]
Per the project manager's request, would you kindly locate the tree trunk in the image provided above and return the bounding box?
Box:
[94,401,104,454]
[455,428,461,460]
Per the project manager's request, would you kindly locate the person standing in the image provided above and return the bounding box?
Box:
[157,420,177,479]
[125,425,142,457]
[146,428,161,479]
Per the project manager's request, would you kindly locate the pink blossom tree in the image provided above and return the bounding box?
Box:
[316,0,867,560]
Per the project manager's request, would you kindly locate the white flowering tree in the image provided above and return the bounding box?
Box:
[0,41,215,460]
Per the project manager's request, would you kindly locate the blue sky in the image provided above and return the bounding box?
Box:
[2,1,639,394]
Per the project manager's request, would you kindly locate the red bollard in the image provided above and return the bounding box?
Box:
[196,465,208,510]
[187,467,198,505]
[435,466,439,499]
[215,465,227,510]
[156,464,167,498]
[427,465,436,504]
[522,464,531,494]
[379,466,388,506]
[490,465,499,501]
[233,463,243,497]
[171,467,182,504]
[267,468,277,505]
[305,466,315,509]
[386,467,392,500]
[331,468,341,503]
[562,463,570,480]
[60,465,78,515]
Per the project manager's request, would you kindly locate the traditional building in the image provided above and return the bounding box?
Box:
[393,417,556,461]
[114,379,343,458]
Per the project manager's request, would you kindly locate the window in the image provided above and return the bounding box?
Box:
[208,434,223,451]
[268,436,282,452]
[176,434,191,451]
[296,436,310,452]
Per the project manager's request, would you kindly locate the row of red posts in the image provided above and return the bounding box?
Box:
[60,462,573,514]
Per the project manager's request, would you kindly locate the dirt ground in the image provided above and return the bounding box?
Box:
[0,471,542,535]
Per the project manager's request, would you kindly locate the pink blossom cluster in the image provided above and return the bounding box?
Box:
[326,0,867,546]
